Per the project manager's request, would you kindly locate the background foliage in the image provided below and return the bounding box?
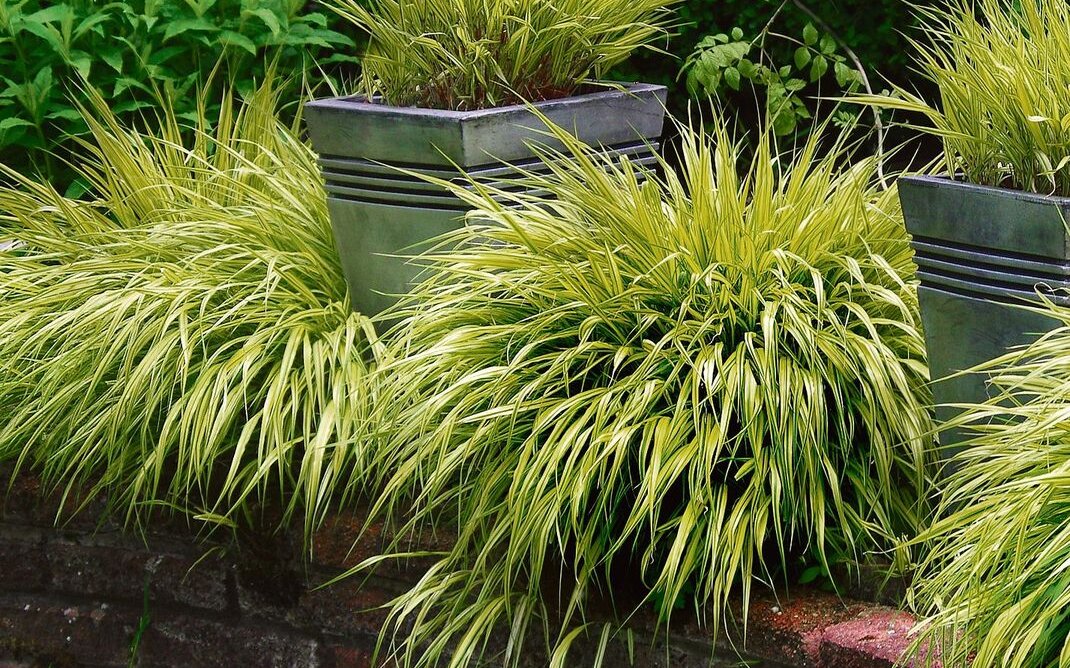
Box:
[616,0,927,93]
[0,0,356,190]
[614,0,937,161]
[682,21,864,137]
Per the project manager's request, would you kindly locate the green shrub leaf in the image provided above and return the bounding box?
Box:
[245,7,282,36]
[27,4,73,25]
[0,116,33,131]
[219,30,258,55]
[809,55,828,81]
[162,17,220,41]
[724,65,741,89]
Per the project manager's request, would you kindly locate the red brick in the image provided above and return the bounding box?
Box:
[0,527,46,591]
[722,590,868,666]
[319,643,376,668]
[44,541,229,612]
[137,615,320,668]
[311,509,454,577]
[818,608,920,668]
[295,575,397,640]
[0,594,134,666]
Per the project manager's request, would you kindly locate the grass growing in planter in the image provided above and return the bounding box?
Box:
[906,305,1070,667]
[326,0,677,109]
[0,80,373,534]
[854,0,1070,195]
[356,119,934,667]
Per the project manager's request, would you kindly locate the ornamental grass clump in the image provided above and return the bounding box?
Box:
[358,119,934,666]
[857,0,1070,195]
[326,0,677,109]
[0,81,373,533]
[906,307,1070,667]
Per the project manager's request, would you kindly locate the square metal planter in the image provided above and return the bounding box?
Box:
[304,82,668,316]
[899,175,1070,456]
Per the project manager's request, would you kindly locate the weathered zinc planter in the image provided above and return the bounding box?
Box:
[899,175,1070,455]
[304,83,667,316]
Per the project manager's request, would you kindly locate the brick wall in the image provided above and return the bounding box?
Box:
[0,467,923,667]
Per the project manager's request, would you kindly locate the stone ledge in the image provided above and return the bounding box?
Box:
[0,466,933,667]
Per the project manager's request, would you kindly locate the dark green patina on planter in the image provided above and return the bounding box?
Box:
[304,83,667,316]
[899,175,1070,456]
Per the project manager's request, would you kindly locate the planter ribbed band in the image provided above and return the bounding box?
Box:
[305,83,668,316]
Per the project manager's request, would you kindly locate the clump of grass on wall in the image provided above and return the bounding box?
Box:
[906,304,1070,667]
[855,0,1070,195]
[355,118,934,667]
[0,80,373,535]
[327,0,678,110]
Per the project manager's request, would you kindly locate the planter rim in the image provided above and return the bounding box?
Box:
[305,81,665,121]
[899,173,1070,206]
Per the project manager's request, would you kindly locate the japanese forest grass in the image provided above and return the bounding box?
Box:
[327,0,677,110]
[356,121,935,666]
[0,82,375,535]
[905,303,1070,668]
[852,0,1070,196]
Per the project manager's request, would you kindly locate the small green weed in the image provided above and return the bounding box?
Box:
[128,578,151,667]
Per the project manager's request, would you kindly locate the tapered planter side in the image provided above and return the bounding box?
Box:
[305,83,668,316]
[899,175,1070,457]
